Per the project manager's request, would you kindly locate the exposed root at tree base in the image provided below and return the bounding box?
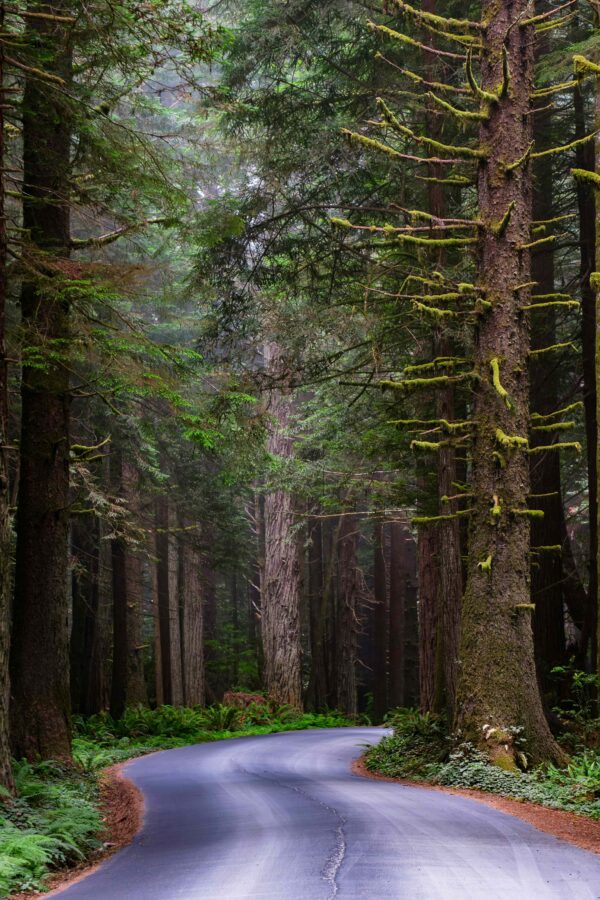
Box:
[10,763,144,899]
[352,755,600,855]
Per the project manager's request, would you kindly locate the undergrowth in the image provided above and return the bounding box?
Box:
[1,703,351,897]
[365,707,600,820]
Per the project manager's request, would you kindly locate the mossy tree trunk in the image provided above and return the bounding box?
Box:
[10,3,73,762]
[455,0,565,766]
[261,342,302,707]
[335,513,359,716]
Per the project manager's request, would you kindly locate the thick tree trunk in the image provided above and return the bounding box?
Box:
[10,5,73,761]
[456,0,564,765]
[530,115,566,689]
[0,1,13,790]
[389,521,418,709]
[180,536,205,706]
[575,84,598,668]
[335,514,359,716]
[372,520,388,721]
[110,535,128,719]
[261,343,302,707]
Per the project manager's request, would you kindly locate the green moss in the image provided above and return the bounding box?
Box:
[391,0,481,31]
[533,131,599,160]
[426,90,486,121]
[376,97,486,160]
[465,49,499,102]
[573,55,600,78]
[493,451,507,468]
[531,421,575,433]
[511,509,544,518]
[522,300,580,310]
[478,554,493,573]
[496,428,528,450]
[410,439,444,452]
[531,402,583,421]
[490,358,512,409]
[413,509,473,525]
[503,142,534,174]
[529,341,577,356]
[590,272,600,291]
[528,442,582,454]
[490,201,515,237]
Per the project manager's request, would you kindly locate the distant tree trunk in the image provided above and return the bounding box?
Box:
[203,559,217,703]
[418,521,438,713]
[372,520,388,721]
[335,514,359,716]
[261,343,302,707]
[122,460,147,707]
[149,553,163,707]
[70,518,102,715]
[169,510,184,706]
[155,495,172,704]
[181,536,205,706]
[0,1,12,790]
[10,6,73,761]
[110,534,128,720]
[530,111,566,690]
[575,82,598,669]
[456,0,564,765]
[388,522,405,709]
[307,514,327,710]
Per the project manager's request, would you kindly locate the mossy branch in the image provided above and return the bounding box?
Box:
[496,428,528,450]
[390,417,473,432]
[531,401,582,421]
[405,357,468,373]
[528,442,582,454]
[465,49,498,102]
[511,509,544,518]
[368,21,466,59]
[478,554,493,573]
[518,235,556,251]
[521,300,580,311]
[530,545,562,554]
[413,509,473,525]
[490,201,515,238]
[532,130,600,159]
[426,91,487,121]
[390,0,482,32]
[573,54,600,79]
[376,97,486,159]
[503,142,534,174]
[529,341,577,356]
[571,167,600,190]
[531,421,575,433]
[490,358,512,409]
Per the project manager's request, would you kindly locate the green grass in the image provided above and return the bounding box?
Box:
[0,703,352,896]
[364,708,600,820]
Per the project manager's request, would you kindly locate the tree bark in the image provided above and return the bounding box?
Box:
[307,514,328,710]
[335,514,359,716]
[372,520,388,721]
[155,495,172,705]
[180,535,205,706]
[418,521,437,713]
[168,508,183,706]
[261,342,302,707]
[10,3,73,761]
[456,0,564,765]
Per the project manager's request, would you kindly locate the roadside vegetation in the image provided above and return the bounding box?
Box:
[365,668,600,821]
[0,702,351,897]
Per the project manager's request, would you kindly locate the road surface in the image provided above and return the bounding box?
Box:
[53,727,600,899]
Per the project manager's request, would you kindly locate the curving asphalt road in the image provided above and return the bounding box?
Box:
[52,727,600,899]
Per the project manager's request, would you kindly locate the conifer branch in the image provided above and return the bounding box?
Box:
[376,97,487,159]
[368,21,466,60]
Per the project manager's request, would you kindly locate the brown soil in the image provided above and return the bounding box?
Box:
[10,763,144,900]
[352,755,600,855]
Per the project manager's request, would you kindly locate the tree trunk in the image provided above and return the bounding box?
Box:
[456,0,564,765]
[418,521,437,713]
[155,495,172,705]
[335,514,359,716]
[389,521,418,709]
[180,536,205,706]
[261,342,302,707]
[574,82,598,669]
[10,4,73,761]
[372,520,388,721]
[168,510,183,706]
[307,514,328,710]
[110,535,128,720]
[530,108,566,690]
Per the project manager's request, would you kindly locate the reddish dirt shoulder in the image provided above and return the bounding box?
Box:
[10,763,144,900]
[352,755,600,855]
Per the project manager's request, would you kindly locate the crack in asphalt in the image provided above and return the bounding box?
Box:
[236,763,347,899]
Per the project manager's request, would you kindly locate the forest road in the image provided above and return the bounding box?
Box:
[52,727,600,899]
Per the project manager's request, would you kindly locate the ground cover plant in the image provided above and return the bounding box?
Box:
[365,706,600,821]
[0,703,352,896]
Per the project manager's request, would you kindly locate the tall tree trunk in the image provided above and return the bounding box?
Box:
[110,534,128,719]
[70,518,102,715]
[372,519,388,721]
[122,460,147,707]
[389,520,419,709]
[0,0,13,790]
[336,514,359,716]
[180,535,205,707]
[575,83,598,669]
[261,343,302,707]
[418,521,437,713]
[10,4,73,761]
[155,495,172,705]
[149,553,163,707]
[456,0,564,765]
[530,106,566,690]
[307,514,328,710]
[168,509,183,705]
